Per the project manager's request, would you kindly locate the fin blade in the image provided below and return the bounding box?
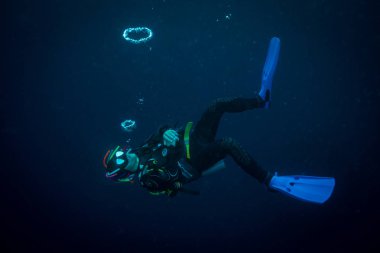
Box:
[259,37,281,108]
[270,175,335,204]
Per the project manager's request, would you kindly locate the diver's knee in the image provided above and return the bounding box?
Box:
[208,98,224,113]
[220,137,240,148]
[207,97,237,113]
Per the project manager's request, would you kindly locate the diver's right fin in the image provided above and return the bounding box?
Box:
[269,173,335,204]
[259,37,281,108]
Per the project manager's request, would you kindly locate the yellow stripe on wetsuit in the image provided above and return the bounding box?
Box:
[184,122,193,159]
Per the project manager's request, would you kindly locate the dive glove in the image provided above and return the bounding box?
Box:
[163,129,179,147]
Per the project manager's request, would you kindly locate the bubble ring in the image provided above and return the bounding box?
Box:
[122,27,153,44]
[121,119,137,132]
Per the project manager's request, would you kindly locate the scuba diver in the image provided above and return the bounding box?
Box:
[102,37,335,204]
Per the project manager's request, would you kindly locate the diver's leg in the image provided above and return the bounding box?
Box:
[218,137,269,183]
[192,96,265,142]
[193,137,269,183]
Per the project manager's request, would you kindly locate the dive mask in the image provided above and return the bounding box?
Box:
[103,146,132,180]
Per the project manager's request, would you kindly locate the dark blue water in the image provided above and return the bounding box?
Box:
[2,0,379,252]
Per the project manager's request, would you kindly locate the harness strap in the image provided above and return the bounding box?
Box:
[184,122,193,159]
[107,145,120,164]
[102,150,111,168]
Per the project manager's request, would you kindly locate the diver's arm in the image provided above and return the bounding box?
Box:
[138,125,171,148]
[131,125,172,155]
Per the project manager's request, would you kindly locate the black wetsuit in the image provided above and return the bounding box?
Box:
[131,96,270,196]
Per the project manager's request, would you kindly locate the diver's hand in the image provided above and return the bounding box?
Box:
[163,129,179,147]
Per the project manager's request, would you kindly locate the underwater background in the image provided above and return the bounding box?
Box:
[2,0,379,252]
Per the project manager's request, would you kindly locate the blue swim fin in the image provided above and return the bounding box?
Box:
[259,37,281,108]
[269,173,335,204]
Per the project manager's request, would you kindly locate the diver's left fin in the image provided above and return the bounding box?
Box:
[259,37,281,108]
